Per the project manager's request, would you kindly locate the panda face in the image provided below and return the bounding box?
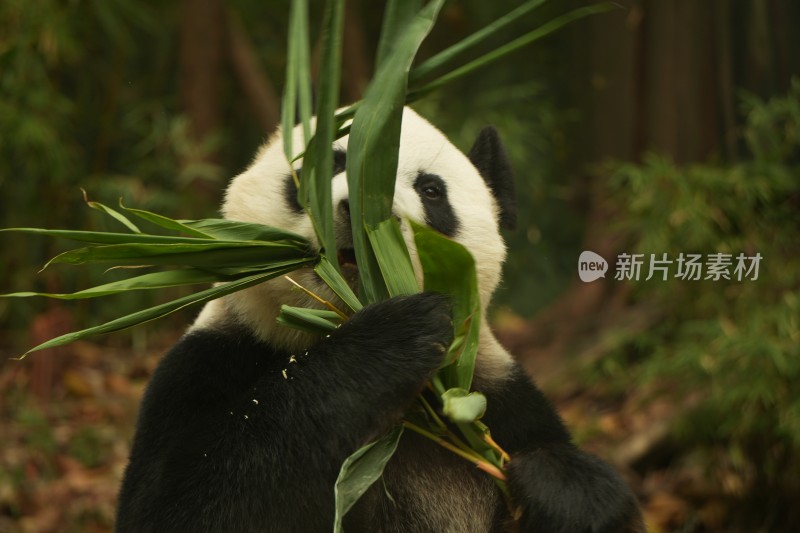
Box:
[199,108,509,351]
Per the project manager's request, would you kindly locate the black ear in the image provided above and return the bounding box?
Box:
[467,126,517,230]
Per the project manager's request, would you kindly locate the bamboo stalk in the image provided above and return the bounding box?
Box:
[402,421,507,482]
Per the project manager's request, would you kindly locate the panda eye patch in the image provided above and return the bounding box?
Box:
[413,173,459,237]
[283,173,304,214]
[333,149,347,175]
[414,175,445,201]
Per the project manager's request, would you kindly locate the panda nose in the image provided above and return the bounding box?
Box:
[338,199,350,222]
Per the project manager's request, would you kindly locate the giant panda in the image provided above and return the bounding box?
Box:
[116,108,644,533]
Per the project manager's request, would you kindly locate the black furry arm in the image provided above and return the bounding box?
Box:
[481,367,645,533]
[116,293,452,533]
[480,366,572,453]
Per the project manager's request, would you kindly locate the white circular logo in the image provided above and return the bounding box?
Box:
[578,251,608,282]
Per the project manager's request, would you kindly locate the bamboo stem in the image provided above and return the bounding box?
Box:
[483,432,511,463]
[402,420,507,482]
[417,396,477,458]
[283,275,348,318]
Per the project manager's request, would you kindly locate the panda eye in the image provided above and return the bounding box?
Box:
[413,172,458,237]
[421,183,443,200]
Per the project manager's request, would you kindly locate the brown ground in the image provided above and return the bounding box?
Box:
[0,320,744,533]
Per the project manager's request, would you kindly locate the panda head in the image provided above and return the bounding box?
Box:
[196,108,516,352]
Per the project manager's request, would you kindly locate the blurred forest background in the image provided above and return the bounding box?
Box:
[1,0,798,532]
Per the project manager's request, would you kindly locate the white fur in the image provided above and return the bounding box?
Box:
[192,108,513,378]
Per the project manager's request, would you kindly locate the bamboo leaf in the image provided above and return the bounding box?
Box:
[375,0,422,68]
[407,2,619,102]
[314,256,363,312]
[200,259,315,277]
[334,424,404,533]
[412,221,480,391]
[409,0,547,83]
[281,6,298,162]
[295,1,313,145]
[299,0,344,269]
[82,189,141,233]
[276,304,341,334]
[282,0,313,163]
[366,219,418,297]
[119,203,214,238]
[346,0,445,303]
[1,221,310,249]
[0,228,219,245]
[16,266,300,358]
[178,219,309,246]
[44,242,311,269]
[441,388,487,423]
[1,269,226,299]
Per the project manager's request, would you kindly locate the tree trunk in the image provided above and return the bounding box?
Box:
[227,10,281,134]
[515,0,800,370]
[179,0,224,199]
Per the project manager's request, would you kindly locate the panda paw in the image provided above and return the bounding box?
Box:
[340,292,453,366]
[507,443,645,533]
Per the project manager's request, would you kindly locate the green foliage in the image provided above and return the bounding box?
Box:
[278,5,596,518]
[413,6,584,317]
[333,425,405,533]
[4,2,607,528]
[346,0,445,304]
[2,206,315,356]
[602,81,800,504]
[441,388,487,423]
[413,221,481,390]
[0,2,635,531]
[0,0,224,342]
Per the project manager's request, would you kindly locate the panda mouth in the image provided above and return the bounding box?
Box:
[336,248,359,281]
[337,248,357,266]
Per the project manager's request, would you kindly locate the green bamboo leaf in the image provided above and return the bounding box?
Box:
[179,219,309,246]
[1,269,227,299]
[412,221,480,391]
[282,0,313,163]
[375,0,422,68]
[314,256,363,312]
[409,0,547,83]
[291,307,342,322]
[16,266,300,358]
[346,0,445,303]
[289,103,358,164]
[119,203,214,238]
[407,2,618,102]
[82,190,142,233]
[281,10,297,162]
[366,219,418,297]
[299,0,344,270]
[44,242,312,269]
[0,228,218,245]
[281,3,298,160]
[276,304,341,334]
[334,424,404,533]
[441,388,487,423]
[295,0,313,145]
[443,325,468,366]
[205,259,313,277]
